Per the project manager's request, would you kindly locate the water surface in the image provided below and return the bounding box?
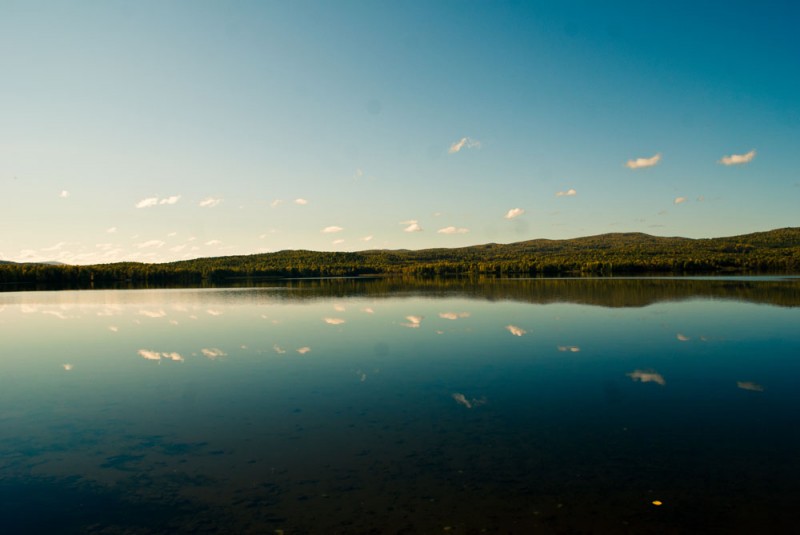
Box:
[1,278,799,533]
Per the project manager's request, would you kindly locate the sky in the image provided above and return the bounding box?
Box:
[2,0,798,265]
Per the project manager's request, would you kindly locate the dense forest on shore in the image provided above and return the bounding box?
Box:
[2,227,799,288]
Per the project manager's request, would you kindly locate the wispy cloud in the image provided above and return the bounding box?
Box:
[437,226,469,234]
[506,325,527,336]
[296,346,311,354]
[199,197,222,208]
[719,149,756,166]
[106,227,117,234]
[448,137,481,154]
[322,226,343,234]
[332,239,345,245]
[136,240,165,249]
[361,235,373,242]
[324,317,346,325]
[294,198,308,205]
[676,333,690,341]
[504,208,525,220]
[626,153,661,169]
[557,345,581,352]
[59,190,70,198]
[135,195,181,208]
[270,199,284,207]
[273,344,286,354]
[205,240,222,246]
[674,196,687,205]
[138,309,166,318]
[401,220,423,232]
[555,188,577,197]
[626,369,666,386]
[138,349,184,362]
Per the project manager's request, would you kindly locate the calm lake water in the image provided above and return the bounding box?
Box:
[2,277,799,534]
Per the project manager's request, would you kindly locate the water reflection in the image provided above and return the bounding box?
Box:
[1,280,798,533]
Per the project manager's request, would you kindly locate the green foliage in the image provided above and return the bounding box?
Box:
[2,227,799,288]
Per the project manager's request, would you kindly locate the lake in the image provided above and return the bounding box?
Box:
[2,277,799,534]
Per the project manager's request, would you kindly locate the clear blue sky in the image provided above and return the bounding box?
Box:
[2,0,798,264]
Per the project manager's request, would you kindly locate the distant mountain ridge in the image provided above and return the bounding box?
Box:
[2,227,798,285]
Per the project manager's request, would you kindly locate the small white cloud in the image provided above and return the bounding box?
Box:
[627,369,666,386]
[138,309,167,318]
[506,325,527,336]
[135,197,159,208]
[273,344,287,354]
[361,235,374,242]
[62,363,74,371]
[437,226,469,234]
[59,190,70,198]
[206,309,223,316]
[322,226,343,234]
[324,317,346,325]
[138,349,162,361]
[332,239,345,245]
[294,198,308,205]
[401,220,423,232]
[199,197,222,208]
[676,333,690,341]
[719,149,756,166]
[270,199,284,207]
[626,153,661,169]
[205,240,222,246]
[557,345,581,352]
[296,346,312,354]
[452,392,472,409]
[448,137,481,154]
[674,196,687,205]
[106,227,117,234]
[556,188,577,197]
[504,208,525,220]
[201,347,227,359]
[135,195,181,208]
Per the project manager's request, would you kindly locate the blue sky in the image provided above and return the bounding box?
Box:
[2,0,798,264]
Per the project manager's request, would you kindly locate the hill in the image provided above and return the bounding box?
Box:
[1,227,798,287]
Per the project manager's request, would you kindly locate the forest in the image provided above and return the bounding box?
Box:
[1,227,799,289]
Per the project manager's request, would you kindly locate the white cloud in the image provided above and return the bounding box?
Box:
[452,392,473,409]
[106,227,117,234]
[448,137,481,154]
[206,309,223,316]
[506,325,527,336]
[719,149,756,166]
[205,240,222,246]
[324,317,346,325]
[674,196,687,205]
[556,188,577,197]
[557,345,581,352]
[625,153,661,169]
[294,198,308,205]
[273,344,286,354]
[437,226,469,234]
[504,208,525,220]
[201,347,227,359]
[139,309,167,318]
[361,235,373,242]
[138,349,162,361]
[199,197,222,208]
[135,195,181,208]
[626,369,666,386]
[676,333,690,341]
[401,220,423,232]
[332,239,345,245]
[270,199,284,207]
[322,226,343,234]
[59,190,70,198]
[63,363,74,371]
[296,346,312,354]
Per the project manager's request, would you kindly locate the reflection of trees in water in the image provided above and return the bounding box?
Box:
[6,276,798,308]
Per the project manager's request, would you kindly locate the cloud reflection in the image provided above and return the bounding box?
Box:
[273,344,287,354]
[506,325,526,336]
[737,381,764,392]
[402,315,423,328]
[439,312,470,320]
[557,345,580,352]
[296,347,311,354]
[138,349,185,362]
[201,348,226,359]
[676,333,690,341]
[324,317,346,325]
[138,309,167,318]
[452,393,487,409]
[626,369,666,386]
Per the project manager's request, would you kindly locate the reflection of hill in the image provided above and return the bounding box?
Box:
[265,276,800,308]
[3,277,799,308]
